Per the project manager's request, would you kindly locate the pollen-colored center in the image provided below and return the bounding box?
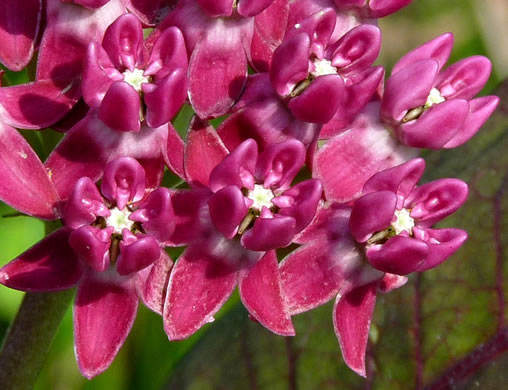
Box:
[311,58,338,77]
[106,207,134,234]
[392,208,415,235]
[123,68,149,92]
[424,87,445,109]
[247,184,275,212]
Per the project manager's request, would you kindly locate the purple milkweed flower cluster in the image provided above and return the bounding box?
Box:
[0,0,499,380]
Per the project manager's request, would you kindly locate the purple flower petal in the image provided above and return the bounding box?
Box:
[417,228,467,271]
[163,247,237,340]
[98,81,141,132]
[101,157,146,209]
[69,226,111,272]
[117,232,160,275]
[208,186,248,239]
[241,215,296,251]
[0,122,60,219]
[333,282,378,377]
[0,228,84,291]
[74,273,138,379]
[238,250,295,335]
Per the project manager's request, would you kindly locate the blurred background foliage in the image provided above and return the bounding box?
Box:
[1,0,507,389]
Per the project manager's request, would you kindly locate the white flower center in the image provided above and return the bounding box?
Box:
[247,184,274,212]
[311,58,337,77]
[123,68,149,92]
[106,207,134,234]
[424,87,445,109]
[392,208,415,235]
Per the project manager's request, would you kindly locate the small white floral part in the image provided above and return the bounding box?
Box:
[123,68,149,92]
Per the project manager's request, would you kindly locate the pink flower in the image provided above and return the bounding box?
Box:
[280,158,468,376]
[0,156,179,378]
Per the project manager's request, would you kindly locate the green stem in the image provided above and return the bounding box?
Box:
[0,289,73,390]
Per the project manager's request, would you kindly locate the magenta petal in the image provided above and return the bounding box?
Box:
[255,139,306,189]
[289,75,345,123]
[82,41,118,108]
[102,14,144,70]
[278,179,322,232]
[270,33,310,97]
[398,99,469,149]
[165,122,185,179]
[188,20,248,118]
[366,236,429,275]
[362,158,425,198]
[333,282,378,377]
[0,228,84,291]
[63,0,109,9]
[367,0,412,18]
[0,122,60,219]
[407,178,468,225]
[208,186,248,239]
[238,250,295,335]
[146,27,188,79]
[98,81,141,132]
[444,96,500,148]
[135,249,173,315]
[209,139,258,192]
[381,59,439,123]
[69,226,111,272]
[144,69,187,128]
[196,0,234,17]
[237,0,274,17]
[349,191,397,243]
[101,157,146,209]
[0,79,80,129]
[280,239,344,314]
[63,177,108,229]
[0,0,41,71]
[75,274,138,379]
[418,228,467,271]
[391,33,454,75]
[130,188,175,244]
[378,273,408,293]
[437,56,492,100]
[241,215,296,251]
[184,116,229,187]
[164,248,237,340]
[117,233,160,276]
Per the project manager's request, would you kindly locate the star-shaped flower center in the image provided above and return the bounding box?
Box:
[311,58,338,77]
[424,87,445,109]
[392,208,415,235]
[247,184,275,212]
[106,207,134,234]
[123,68,149,92]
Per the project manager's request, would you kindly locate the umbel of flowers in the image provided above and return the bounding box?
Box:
[0,0,499,380]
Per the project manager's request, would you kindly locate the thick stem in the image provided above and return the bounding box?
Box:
[0,289,73,390]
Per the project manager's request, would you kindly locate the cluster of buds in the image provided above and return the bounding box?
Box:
[0,0,498,380]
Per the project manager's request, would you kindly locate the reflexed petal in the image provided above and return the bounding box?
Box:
[349,191,397,243]
[381,59,438,123]
[0,0,41,71]
[209,139,258,192]
[184,116,229,187]
[256,139,306,189]
[135,249,173,315]
[117,232,160,275]
[165,122,185,179]
[278,179,322,232]
[188,19,248,118]
[418,228,467,271]
[288,75,345,123]
[280,238,344,314]
[98,81,141,132]
[0,228,84,291]
[208,186,248,239]
[241,215,296,251]
[102,13,144,70]
[101,157,146,209]
[130,188,175,244]
[437,56,492,100]
[75,274,138,379]
[69,226,111,272]
[0,79,80,129]
[0,122,60,219]
[238,250,295,335]
[378,273,408,293]
[164,247,237,340]
[366,236,428,275]
[333,282,378,377]
[444,96,500,148]
[407,178,468,226]
[398,99,469,149]
[362,158,425,198]
[391,33,453,75]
